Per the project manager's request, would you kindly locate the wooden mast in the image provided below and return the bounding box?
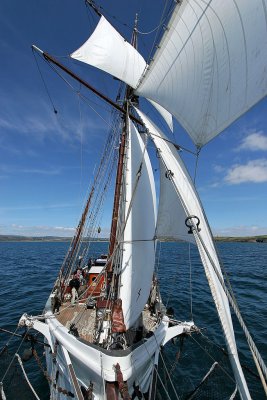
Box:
[105,16,139,340]
[31,46,142,127]
[107,13,139,276]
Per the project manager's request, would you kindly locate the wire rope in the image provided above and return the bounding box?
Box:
[0,331,27,384]
[192,227,267,382]
[159,350,180,399]
[32,49,58,114]
[189,334,235,383]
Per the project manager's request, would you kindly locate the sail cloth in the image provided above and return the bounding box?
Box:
[71,16,146,88]
[119,119,157,329]
[157,157,195,244]
[134,108,251,400]
[136,0,267,147]
[148,100,173,132]
[71,16,173,130]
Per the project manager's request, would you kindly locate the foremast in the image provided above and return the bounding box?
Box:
[106,13,140,332]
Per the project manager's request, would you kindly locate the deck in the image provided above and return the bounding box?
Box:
[56,302,158,345]
[56,303,96,343]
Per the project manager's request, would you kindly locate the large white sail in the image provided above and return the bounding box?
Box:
[71,16,146,88]
[156,158,195,243]
[134,108,251,399]
[119,119,157,329]
[136,0,267,147]
[71,16,173,130]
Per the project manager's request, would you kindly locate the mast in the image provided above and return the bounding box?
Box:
[107,14,139,279]
[31,45,143,126]
[108,14,138,272]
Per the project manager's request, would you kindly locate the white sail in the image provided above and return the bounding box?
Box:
[156,158,195,243]
[134,108,251,399]
[136,0,267,147]
[148,99,173,131]
[71,16,146,88]
[119,119,156,329]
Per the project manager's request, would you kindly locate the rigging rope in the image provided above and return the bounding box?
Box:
[229,387,238,400]
[188,243,193,322]
[15,354,40,400]
[146,0,175,63]
[142,338,173,400]
[0,383,6,400]
[191,225,267,382]
[185,362,219,400]
[0,330,27,384]
[32,49,58,114]
[150,137,267,391]
[159,350,180,399]
[187,147,202,323]
[189,334,235,384]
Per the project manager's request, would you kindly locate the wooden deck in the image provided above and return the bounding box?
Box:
[56,303,158,346]
[56,303,96,343]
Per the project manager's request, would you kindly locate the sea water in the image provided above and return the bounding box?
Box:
[0,241,266,399]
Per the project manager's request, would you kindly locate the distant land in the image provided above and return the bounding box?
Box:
[0,235,266,243]
[0,235,107,243]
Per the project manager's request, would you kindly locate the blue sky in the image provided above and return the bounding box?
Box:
[0,0,267,237]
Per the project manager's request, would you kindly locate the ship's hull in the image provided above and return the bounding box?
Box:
[44,310,169,399]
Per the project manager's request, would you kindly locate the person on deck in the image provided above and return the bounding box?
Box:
[69,274,80,306]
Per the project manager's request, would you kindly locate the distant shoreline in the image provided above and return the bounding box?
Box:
[0,235,108,243]
[0,235,266,243]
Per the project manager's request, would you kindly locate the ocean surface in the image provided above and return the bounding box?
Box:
[0,241,266,399]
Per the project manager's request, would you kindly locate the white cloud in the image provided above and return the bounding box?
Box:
[0,95,105,145]
[2,223,110,238]
[237,131,267,151]
[213,164,225,173]
[54,226,76,232]
[7,224,75,237]
[225,159,267,184]
[212,225,267,237]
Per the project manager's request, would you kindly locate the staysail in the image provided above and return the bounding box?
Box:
[156,158,195,243]
[136,0,267,147]
[135,108,251,399]
[119,119,156,329]
[148,100,173,131]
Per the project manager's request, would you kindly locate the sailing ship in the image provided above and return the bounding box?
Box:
[3,0,267,399]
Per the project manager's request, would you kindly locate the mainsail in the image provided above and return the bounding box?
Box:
[119,119,157,329]
[136,0,267,147]
[135,108,251,399]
